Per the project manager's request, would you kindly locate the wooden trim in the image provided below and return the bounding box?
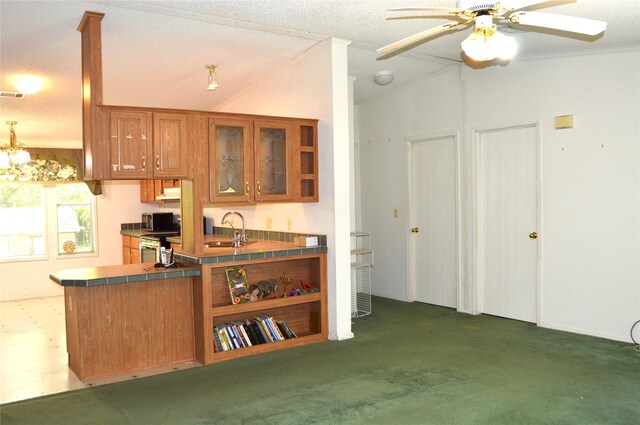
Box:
[78,11,106,180]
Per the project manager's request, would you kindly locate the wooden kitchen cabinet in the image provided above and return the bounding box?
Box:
[109,110,153,179]
[140,179,180,203]
[153,112,188,178]
[254,120,293,202]
[122,235,140,264]
[208,117,317,204]
[208,117,254,203]
[294,120,318,202]
[107,108,188,179]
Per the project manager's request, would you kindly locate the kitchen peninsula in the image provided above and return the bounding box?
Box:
[50,235,327,380]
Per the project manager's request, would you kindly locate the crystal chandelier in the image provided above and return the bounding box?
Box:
[0,121,31,168]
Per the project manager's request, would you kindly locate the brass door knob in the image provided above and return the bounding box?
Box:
[529,232,538,239]
[411,227,419,233]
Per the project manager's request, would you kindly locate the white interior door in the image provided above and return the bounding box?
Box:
[478,125,538,323]
[409,136,457,308]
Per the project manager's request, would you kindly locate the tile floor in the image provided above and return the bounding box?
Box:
[0,296,198,404]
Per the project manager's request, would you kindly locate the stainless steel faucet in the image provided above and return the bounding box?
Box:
[221,211,247,246]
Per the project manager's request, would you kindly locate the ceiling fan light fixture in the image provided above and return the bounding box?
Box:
[461,27,517,61]
[373,70,395,86]
[490,31,518,60]
[206,65,219,91]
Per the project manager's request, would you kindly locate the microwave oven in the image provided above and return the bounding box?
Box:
[142,212,175,232]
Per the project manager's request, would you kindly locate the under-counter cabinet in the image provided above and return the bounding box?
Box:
[208,117,317,203]
[193,253,327,364]
[122,235,140,264]
[107,108,188,179]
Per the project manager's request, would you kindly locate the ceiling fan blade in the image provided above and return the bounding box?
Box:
[377,21,465,54]
[388,7,463,13]
[509,11,606,35]
[501,0,554,11]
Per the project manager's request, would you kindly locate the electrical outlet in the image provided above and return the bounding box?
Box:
[266,217,272,229]
[394,208,399,218]
[287,218,292,230]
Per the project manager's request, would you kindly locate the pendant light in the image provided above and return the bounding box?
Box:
[0,121,31,168]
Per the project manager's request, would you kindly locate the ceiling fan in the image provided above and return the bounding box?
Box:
[378,0,607,61]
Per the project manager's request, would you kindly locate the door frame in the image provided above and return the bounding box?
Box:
[471,120,543,322]
[405,130,462,309]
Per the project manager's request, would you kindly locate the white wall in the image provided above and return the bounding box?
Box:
[212,38,354,341]
[357,67,464,302]
[356,49,640,343]
[464,50,640,342]
[0,181,147,301]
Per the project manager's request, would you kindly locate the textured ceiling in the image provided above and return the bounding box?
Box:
[0,0,638,149]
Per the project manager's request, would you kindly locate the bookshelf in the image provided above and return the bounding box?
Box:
[193,253,328,364]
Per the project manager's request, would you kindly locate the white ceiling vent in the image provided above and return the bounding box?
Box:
[0,92,25,99]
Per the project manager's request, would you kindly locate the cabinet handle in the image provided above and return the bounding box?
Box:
[141,156,146,171]
[245,182,250,194]
[257,180,261,195]
[155,155,160,170]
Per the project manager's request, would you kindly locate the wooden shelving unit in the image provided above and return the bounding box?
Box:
[193,253,327,364]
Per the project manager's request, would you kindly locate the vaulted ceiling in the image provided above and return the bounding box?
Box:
[1,0,638,148]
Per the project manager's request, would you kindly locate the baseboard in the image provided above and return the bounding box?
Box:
[538,320,632,344]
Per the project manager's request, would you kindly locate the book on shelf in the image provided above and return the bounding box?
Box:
[213,315,298,352]
[244,320,262,345]
[249,320,269,344]
[234,321,253,347]
[213,326,225,352]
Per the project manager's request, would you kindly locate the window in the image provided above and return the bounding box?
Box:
[0,183,97,261]
[55,184,96,255]
[0,184,45,260]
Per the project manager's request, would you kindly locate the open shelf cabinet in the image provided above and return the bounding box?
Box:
[193,253,327,364]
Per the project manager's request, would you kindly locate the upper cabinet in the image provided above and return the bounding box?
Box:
[208,117,317,204]
[153,113,188,178]
[109,110,153,179]
[295,120,319,202]
[209,117,254,203]
[254,120,293,202]
[106,108,188,180]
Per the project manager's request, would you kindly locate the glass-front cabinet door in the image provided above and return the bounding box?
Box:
[254,120,293,202]
[209,117,254,203]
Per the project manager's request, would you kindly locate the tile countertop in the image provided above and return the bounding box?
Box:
[174,236,327,265]
[50,263,201,287]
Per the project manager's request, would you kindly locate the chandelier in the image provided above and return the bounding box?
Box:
[0,121,31,168]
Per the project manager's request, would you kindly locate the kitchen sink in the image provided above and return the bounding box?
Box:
[204,240,258,248]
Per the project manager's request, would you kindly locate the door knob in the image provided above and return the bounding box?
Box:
[411,227,419,233]
[529,232,538,239]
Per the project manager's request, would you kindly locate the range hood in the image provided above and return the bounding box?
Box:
[155,187,180,201]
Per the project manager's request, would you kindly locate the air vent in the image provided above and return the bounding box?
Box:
[0,91,25,99]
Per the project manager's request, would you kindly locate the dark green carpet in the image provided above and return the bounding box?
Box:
[2,297,639,425]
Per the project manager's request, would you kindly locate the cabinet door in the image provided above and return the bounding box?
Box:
[110,111,153,179]
[209,117,254,203]
[130,237,141,264]
[153,113,188,178]
[122,235,131,264]
[254,120,293,202]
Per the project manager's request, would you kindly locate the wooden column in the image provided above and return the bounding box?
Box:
[77,11,107,180]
